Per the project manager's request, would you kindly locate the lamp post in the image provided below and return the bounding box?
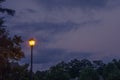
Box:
[29,38,36,80]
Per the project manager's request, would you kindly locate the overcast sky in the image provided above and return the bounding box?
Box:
[3,0,120,71]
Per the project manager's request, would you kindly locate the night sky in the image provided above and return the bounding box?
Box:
[3,0,120,71]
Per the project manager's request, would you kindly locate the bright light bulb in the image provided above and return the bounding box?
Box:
[29,38,36,47]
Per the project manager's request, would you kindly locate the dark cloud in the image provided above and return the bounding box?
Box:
[26,9,37,13]
[9,19,100,35]
[11,22,77,33]
[7,22,79,45]
[8,19,101,44]
[33,48,66,64]
[22,48,92,64]
[37,0,108,9]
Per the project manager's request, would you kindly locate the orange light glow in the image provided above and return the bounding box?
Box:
[29,38,36,47]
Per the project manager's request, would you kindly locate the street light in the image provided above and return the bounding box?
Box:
[29,38,36,80]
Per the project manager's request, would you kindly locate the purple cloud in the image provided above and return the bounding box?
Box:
[3,0,120,71]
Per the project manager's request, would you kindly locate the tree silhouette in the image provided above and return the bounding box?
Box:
[0,0,24,79]
[79,68,99,80]
[47,61,70,80]
[32,59,120,80]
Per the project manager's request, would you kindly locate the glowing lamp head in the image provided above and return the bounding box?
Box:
[29,38,36,47]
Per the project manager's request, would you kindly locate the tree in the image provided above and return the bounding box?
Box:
[79,68,99,80]
[103,60,120,80]
[33,59,120,80]
[0,0,24,79]
[34,71,48,80]
[93,60,105,77]
[8,63,29,80]
[67,59,81,78]
[47,61,70,80]
[67,59,93,79]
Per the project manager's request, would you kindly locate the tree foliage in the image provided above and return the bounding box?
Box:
[32,59,120,80]
[0,0,25,80]
[79,68,99,80]
[46,61,70,80]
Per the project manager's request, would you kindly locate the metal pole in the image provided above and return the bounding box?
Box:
[30,46,33,80]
